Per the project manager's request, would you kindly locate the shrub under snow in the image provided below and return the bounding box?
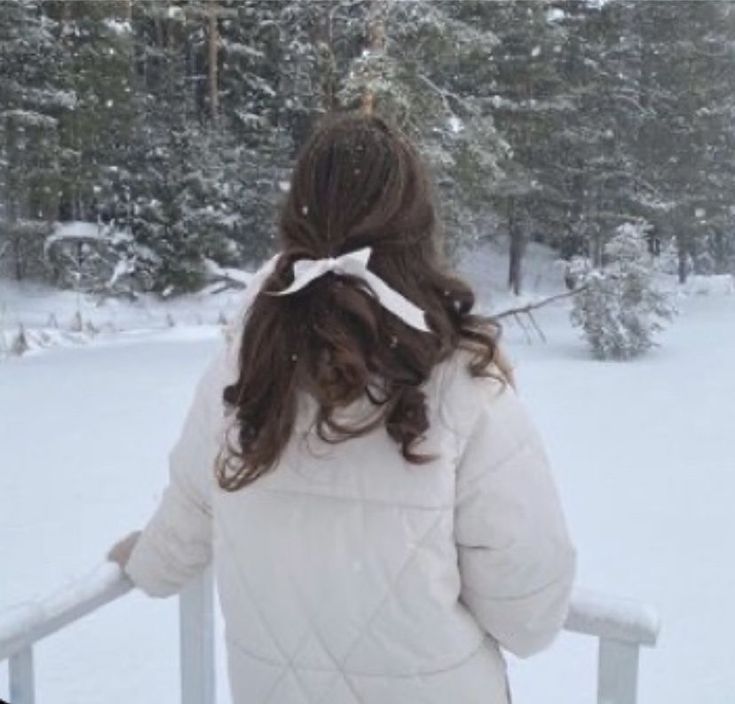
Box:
[570,222,676,360]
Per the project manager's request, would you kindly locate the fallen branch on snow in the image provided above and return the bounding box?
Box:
[493,285,588,343]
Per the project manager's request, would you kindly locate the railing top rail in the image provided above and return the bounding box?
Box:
[0,563,660,662]
[566,587,661,646]
[0,563,132,661]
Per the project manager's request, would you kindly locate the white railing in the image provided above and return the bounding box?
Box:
[565,589,660,704]
[1,563,660,704]
[0,563,215,704]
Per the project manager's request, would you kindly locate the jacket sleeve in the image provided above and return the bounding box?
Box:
[124,254,279,597]
[123,341,229,597]
[452,371,577,658]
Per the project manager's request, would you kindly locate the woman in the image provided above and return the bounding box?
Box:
[109,112,575,703]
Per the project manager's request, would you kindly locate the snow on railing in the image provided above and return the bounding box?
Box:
[565,588,660,704]
[0,563,213,704]
[0,564,660,704]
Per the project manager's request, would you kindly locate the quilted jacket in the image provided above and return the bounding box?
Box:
[124,256,577,704]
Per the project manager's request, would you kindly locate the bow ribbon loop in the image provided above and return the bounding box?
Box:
[266,246,431,333]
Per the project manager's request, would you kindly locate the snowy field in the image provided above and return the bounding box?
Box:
[1,250,734,703]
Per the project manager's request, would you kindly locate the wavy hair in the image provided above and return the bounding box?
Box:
[217,112,501,491]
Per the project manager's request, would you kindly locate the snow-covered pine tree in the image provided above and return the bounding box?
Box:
[338,0,511,258]
[547,1,650,270]
[3,0,735,295]
[633,1,735,282]
[51,1,136,224]
[216,0,329,265]
[570,221,675,360]
[0,0,69,280]
[480,0,570,294]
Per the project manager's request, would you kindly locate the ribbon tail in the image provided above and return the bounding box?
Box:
[361,270,432,333]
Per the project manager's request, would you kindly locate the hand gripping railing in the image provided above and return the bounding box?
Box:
[1,564,660,704]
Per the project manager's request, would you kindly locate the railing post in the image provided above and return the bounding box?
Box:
[598,638,640,704]
[179,567,215,704]
[9,646,36,704]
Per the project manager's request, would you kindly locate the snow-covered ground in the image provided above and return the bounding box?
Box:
[1,248,734,703]
[0,274,251,358]
[0,240,561,358]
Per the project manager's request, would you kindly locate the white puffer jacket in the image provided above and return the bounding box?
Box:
[125,256,576,704]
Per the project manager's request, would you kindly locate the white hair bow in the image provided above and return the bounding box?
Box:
[266,246,432,333]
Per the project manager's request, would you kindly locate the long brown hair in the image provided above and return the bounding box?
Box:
[217,112,500,491]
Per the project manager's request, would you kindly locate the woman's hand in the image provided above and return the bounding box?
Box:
[107,530,141,569]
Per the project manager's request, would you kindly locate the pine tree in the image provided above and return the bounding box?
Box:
[0,0,68,280]
[633,0,735,281]
[343,0,511,256]
[3,0,734,296]
[479,0,570,293]
[570,221,676,360]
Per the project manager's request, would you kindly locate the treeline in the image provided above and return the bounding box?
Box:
[1,0,734,297]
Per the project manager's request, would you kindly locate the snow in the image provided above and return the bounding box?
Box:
[566,587,661,646]
[108,259,134,288]
[504,293,735,704]
[0,274,249,357]
[234,110,264,128]
[448,115,464,134]
[4,110,58,128]
[202,258,254,286]
[103,19,131,35]
[1,247,735,702]
[680,273,734,296]
[0,563,131,659]
[457,238,568,313]
[46,221,105,243]
[44,220,133,251]
[546,8,566,23]
[221,40,265,60]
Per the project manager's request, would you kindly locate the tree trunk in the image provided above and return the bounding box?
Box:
[314,3,339,112]
[676,230,689,284]
[592,225,604,269]
[507,197,525,295]
[712,229,726,275]
[207,0,219,123]
[13,236,23,281]
[361,0,387,114]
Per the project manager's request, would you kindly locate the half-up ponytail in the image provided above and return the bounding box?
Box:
[216,112,501,491]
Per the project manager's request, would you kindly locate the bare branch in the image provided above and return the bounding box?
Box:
[493,285,587,320]
[205,273,248,294]
[512,311,534,344]
[526,310,547,343]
